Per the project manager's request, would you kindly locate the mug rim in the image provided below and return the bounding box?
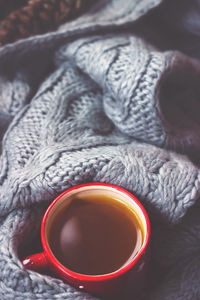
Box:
[41,182,150,283]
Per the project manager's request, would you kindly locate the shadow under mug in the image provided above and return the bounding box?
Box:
[22,183,150,297]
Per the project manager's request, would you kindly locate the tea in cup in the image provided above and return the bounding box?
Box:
[23,183,150,297]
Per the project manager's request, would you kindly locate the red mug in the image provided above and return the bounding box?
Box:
[22,183,150,297]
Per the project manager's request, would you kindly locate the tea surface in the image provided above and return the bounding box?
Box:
[48,194,143,275]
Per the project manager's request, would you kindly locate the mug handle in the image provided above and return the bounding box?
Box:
[22,252,49,271]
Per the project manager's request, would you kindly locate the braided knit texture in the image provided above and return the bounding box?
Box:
[0,0,200,299]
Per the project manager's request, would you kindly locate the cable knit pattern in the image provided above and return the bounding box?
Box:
[0,0,200,299]
[58,35,200,152]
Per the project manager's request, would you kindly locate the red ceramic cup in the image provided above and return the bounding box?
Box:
[22,183,150,297]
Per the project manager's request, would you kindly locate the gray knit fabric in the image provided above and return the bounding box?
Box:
[0,0,200,299]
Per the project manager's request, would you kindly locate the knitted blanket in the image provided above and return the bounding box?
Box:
[0,0,200,299]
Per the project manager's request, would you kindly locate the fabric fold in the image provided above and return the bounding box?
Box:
[57,35,200,154]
